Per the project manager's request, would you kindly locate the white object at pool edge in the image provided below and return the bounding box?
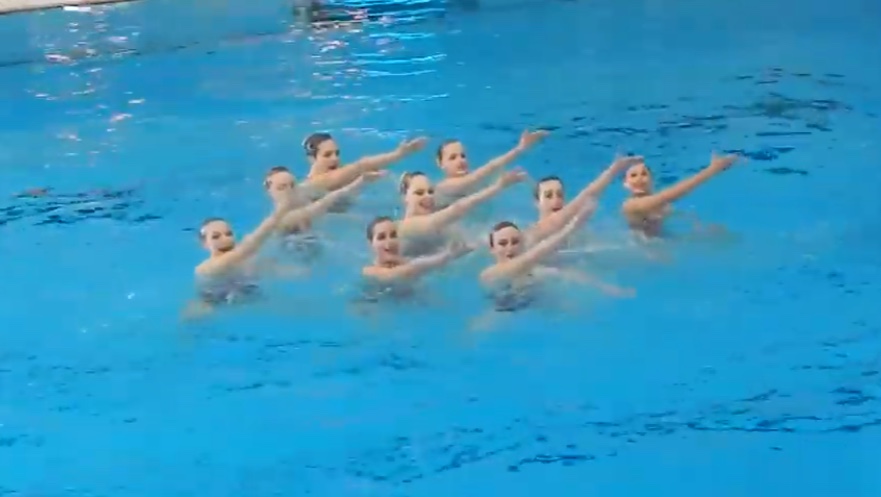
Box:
[0,0,135,15]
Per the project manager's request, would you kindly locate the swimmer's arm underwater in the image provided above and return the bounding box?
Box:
[623,153,739,216]
[363,242,473,282]
[533,266,635,297]
[195,202,291,278]
[252,257,309,278]
[400,169,526,236]
[182,300,214,321]
[309,137,427,191]
[481,206,586,285]
[436,129,548,197]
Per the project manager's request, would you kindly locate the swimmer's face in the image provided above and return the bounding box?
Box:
[437,141,469,177]
[201,220,235,254]
[537,179,565,215]
[624,163,652,194]
[404,175,435,214]
[265,170,296,203]
[491,226,523,260]
[309,139,341,173]
[370,220,400,260]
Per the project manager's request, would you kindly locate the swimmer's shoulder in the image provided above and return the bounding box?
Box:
[362,265,389,280]
[396,216,417,233]
[479,264,508,286]
[194,260,214,277]
[621,197,641,215]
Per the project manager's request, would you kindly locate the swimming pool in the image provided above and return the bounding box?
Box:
[1,0,880,494]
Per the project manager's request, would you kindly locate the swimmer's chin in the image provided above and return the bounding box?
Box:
[380,247,400,258]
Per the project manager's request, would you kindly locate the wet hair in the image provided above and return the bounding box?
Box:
[435,139,461,160]
[198,217,226,239]
[264,166,290,188]
[534,175,563,199]
[398,171,427,195]
[302,132,334,157]
[366,216,394,241]
[488,220,519,247]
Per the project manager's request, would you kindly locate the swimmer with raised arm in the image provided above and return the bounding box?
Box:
[356,216,473,306]
[527,155,644,245]
[622,153,740,238]
[301,132,428,211]
[520,156,642,297]
[362,216,474,283]
[263,165,385,257]
[397,168,527,257]
[434,129,548,206]
[479,200,598,312]
[190,195,295,314]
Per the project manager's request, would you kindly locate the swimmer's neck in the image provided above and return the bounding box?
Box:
[209,247,234,258]
[307,164,339,178]
[375,257,402,268]
[403,206,431,218]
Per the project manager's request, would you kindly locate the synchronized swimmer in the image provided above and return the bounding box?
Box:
[190,129,741,316]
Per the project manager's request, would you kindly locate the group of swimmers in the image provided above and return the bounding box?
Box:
[192,129,740,314]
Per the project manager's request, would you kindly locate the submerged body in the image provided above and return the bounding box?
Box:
[487,273,541,313]
[196,270,262,306]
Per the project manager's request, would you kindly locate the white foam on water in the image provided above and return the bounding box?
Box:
[0,0,134,15]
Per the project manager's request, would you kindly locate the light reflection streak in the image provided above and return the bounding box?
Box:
[23,6,141,167]
[9,1,451,164]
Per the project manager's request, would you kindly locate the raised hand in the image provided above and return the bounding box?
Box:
[447,239,475,258]
[497,167,528,187]
[362,170,387,182]
[709,153,740,172]
[397,136,429,155]
[518,129,550,150]
[612,154,645,170]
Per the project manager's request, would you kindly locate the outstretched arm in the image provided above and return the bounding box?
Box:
[436,130,548,197]
[400,169,526,237]
[281,172,383,229]
[308,137,427,191]
[533,266,635,297]
[481,202,592,285]
[196,204,290,277]
[623,154,739,216]
[526,156,641,243]
[363,242,473,282]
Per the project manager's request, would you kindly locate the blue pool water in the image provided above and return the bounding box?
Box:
[1,0,881,495]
